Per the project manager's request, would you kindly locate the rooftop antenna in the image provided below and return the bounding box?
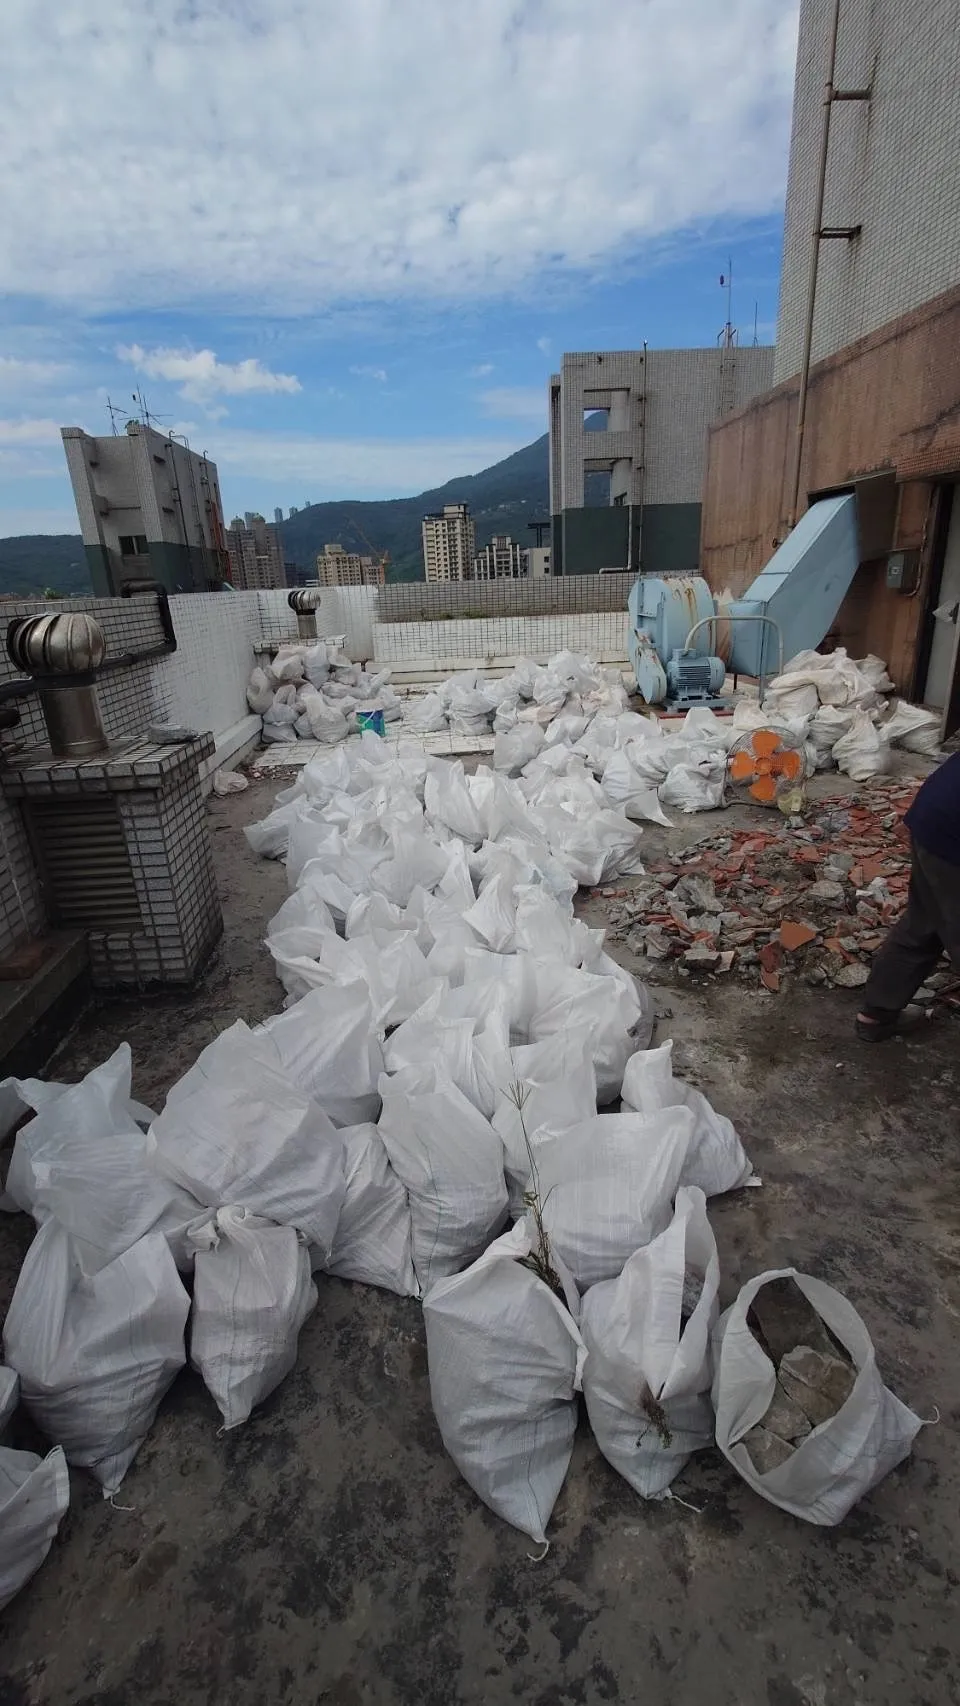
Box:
[718,259,737,348]
[752,302,760,347]
[105,396,123,435]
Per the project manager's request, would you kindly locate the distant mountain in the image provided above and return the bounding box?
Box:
[0,432,552,595]
[0,535,89,598]
[281,434,550,581]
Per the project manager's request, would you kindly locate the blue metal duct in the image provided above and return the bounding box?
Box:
[727,493,859,678]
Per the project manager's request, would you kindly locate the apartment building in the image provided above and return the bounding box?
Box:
[225,514,286,591]
[61,420,229,596]
[473,535,525,581]
[316,543,384,588]
[421,503,476,582]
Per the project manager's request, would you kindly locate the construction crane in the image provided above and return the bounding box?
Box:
[351,522,390,583]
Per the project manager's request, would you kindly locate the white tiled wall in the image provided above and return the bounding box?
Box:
[373,612,629,669]
[153,593,261,735]
[775,0,960,381]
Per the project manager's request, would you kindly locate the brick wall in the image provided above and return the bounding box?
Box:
[775,0,960,382]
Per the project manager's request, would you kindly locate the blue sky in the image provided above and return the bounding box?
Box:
[0,0,798,537]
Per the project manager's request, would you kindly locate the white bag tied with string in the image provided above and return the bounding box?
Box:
[188,1208,317,1430]
[324,1124,419,1297]
[620,1039,756,1196]
[3,1223,189,1495]
[149,1024,346,1258]
[423,1220,586,1545]
[581,1187,720,1499]
[712,1268,924,1526]
[377,1067,508,1294]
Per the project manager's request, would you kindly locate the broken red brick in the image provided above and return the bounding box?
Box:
[760,967,781,993]
[824,937,854,962]
[759,941,782,974]
[780,920,818,952]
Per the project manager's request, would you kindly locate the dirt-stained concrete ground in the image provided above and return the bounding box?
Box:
[1,768,959,1706]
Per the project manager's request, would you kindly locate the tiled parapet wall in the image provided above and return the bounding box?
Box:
[1,735,222,989]
[372,611,629,669]
[376,573,636,623]
[0,595,167,748]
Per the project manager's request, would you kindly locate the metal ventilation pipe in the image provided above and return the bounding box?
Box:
[288,586,321,641]
[6,612,109,759]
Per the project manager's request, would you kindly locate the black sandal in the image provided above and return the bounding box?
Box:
[855,1003,926,1042]
[855,1012,900,1042]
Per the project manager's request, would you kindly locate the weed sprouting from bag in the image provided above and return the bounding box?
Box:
[637,1389,673,1452]
[505,1078,564,1300]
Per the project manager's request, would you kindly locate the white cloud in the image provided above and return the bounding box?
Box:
[0,357,70,388]
[116,344,301,411]
[349,365,388,383]
[0,418,62,445]
[469,363,494,377]
[0,1,799,313]
[478,387,547,425]
[536,338,552,356]
[208,430,526,498]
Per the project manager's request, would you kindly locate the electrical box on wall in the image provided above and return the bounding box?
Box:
[886,550,920,592]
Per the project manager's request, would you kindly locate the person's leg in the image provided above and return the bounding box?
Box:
[858,841,948,1032]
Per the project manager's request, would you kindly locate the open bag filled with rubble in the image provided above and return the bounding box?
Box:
[713,1271,923,1525]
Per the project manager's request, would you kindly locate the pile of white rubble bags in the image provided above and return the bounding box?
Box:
[252,642,938,811]
[0,718,924,1610]
[246,637,403,746]
[748,648,940,779]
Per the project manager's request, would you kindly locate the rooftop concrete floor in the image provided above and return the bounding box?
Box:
[1,768,958,1706]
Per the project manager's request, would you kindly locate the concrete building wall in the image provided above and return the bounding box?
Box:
[61,423,226,597]
[701,281,960,695]
[62,422,227,596]
[775,0,960,383]
[552,347,775,512]
[525,546,551,578]
[550,346,774,575]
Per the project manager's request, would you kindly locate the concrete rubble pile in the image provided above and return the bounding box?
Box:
[0,728,925,1603]
[605,779,960,1002]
